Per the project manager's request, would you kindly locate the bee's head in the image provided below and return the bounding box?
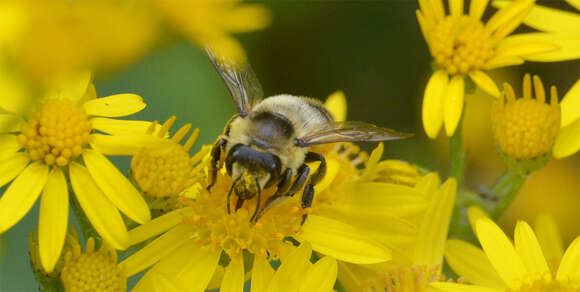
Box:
[233,172,261,200]
[226,144,281,188]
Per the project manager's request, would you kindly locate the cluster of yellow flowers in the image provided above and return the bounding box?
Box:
[0,0,579,291]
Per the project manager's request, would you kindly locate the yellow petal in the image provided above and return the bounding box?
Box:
[484,55,524,70]
[414,172,441,197]
[490,5,532,43]
[0,161,48,233]
[69,162,129,250]
[470,0,490,20]
[222,5,272,32]
[556,236,580,284]
[83,94,146,118]
[251,257,274,292]
[299,257,337,292]
[422,71,448,138]
[560,78,580,128]
[220,257,245,292]
[443,75,465,137]
[361,142,384,178]
[324,90,347,122]
[298,215,391,264]
[445,239,505,289]
[469,71,500,98]
[567,0,580,11]
[0,134,20,160]
[500,33,580,62]
[90,117,156,136]
[534,213,564,262]
[496,38,558,59]
[449,0,464,16]
[313,158,339,194]
[267,244,312,292]
[90,133,170,156]
[44,71,92,103]
[38,168,68,273]
[176,247,223,292]
[514,2,580,33]
[485,0,534,33]
[430,282,502,292]
[120,224,194,277]
[152,272,186,292]
[0,153,30,188]
[553,118,580,158]
[413,178,457,267]
[476,218,527,290]
[0,114,24,133]
[82,149,150,224]
[128,207,193,246]
[467,205,489,234]
[514,221,551,281]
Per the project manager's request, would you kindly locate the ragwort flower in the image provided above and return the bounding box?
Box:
[156,0,271,62]
[417,0,556,138]
[433,216,580,292]
[0,74,158,272]
[336,173,458,292]
[120,92,433,291]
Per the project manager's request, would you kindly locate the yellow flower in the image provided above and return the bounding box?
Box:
[119,93,437,291]
[417,0,556,138]
[491,74,560,173]
[131,116,205,209]
[0,73,159,273]
[0,0,158,82]
[147,243,338,292]
[433,216,580,292]
[61,237,126,292]
[335,173,458,292]
[156,0,271,62]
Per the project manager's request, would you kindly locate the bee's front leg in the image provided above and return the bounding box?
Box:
[207,138,227,191]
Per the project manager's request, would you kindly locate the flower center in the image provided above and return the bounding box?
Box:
[364,265,442,292]
[18,100,91,166]
[430,16,494,75]
[61,239,125,292]
[181,172,305,259]
[491,75,560,160]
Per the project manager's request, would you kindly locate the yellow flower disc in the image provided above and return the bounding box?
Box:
[132,144,194,198]
[492,75,561,160]
[181,172,304,259]
[365,265,442,292]
[61,239,125,292]
[430,16,493,75]
[18,100,91,167]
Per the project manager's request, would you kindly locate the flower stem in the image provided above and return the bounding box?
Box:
[489,171,526,220]
[69,185,100,245]
[449,118,466,188]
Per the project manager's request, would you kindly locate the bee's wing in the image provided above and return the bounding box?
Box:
[205,47,263,117]
[295,121,413,147]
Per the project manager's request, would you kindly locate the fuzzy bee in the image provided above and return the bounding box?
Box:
[205,48,410,223]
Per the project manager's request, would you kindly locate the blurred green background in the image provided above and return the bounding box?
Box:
[1,1,579,291]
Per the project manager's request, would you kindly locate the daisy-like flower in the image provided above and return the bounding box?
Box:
[336,173,458,292]
[491,74,560,173]
[417,0,556,138]
[0,73,159,273]
[156,0,271,63]
[120,92,431,291]
[131,116,207,214]
[433,215,580,292]
[148,243,338,292]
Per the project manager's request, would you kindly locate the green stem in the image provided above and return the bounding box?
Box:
[449,119,466,188]
[69,187,100,245]
[489,171,526,220]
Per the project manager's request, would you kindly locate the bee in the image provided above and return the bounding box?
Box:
[205,48,411,223]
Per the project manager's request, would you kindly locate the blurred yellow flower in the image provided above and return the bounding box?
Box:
[417,0,556,138]
[433,217,580,292]
[336,174,458,292]
[157,0,271,62]
[0,74,159,272]
[0,0,158,82]
[61,237,126,292]
[491,74,560,173]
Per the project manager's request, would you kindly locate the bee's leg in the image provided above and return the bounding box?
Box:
[251,169,293,222]
[226,182,236,214]
[301,184,314,224]
[304,152,326,185]
[207,138,227,191]
[250,178,262,221]
[288,164,310,196]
